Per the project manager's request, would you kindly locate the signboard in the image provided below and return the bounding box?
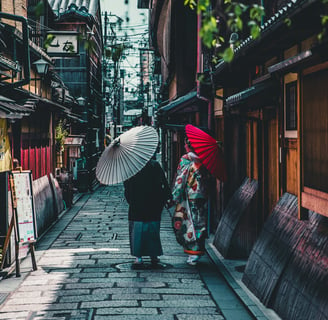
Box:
[214,89,224,116]
[46,32,79,55]
[12,171,37,243]
[0,119,12,171]
[69,146,80,158]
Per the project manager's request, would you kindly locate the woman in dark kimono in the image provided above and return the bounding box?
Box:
[124,157,171,266]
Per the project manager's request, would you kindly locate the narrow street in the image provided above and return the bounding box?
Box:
[0,184,257,320]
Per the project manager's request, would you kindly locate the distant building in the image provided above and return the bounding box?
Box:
[123,108,142,129]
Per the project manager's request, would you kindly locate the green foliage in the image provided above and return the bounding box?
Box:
[250,4,265,22]
[84,38,96,53]
[111,44,124,62]
[105,44,127,62]
[225,2,264,37]
[318,5,328,42]
[55,120,69,152]
[221,47,234,62]
[284,18,292,27]
[319,2,328,41]
[322,14,328,25]
[74,34,95,55]
[184,0,197,10]
[185,1,265,62]
[185,0,328,62]
[44,34,56,50]
[200,16,218,48]
[104,47,112,59]
[34,1,44,19]
[197,0,211,14]
[250,24,260,39]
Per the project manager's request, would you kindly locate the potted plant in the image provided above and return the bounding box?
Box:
[55,120,68,167]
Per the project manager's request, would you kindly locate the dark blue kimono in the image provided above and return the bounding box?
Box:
[124,159,171,257]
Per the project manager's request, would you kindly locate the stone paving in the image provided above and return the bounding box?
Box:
[0,184,255,320]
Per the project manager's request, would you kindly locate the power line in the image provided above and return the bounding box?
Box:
[115,32,148,37]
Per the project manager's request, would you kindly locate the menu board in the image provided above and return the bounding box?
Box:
[12,171,37,243]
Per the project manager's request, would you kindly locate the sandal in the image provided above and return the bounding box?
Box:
[151,256,160,264]
[134,257,143,264]
[186,255,200,266]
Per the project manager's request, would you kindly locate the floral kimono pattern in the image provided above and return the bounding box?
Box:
[172,152,209,255]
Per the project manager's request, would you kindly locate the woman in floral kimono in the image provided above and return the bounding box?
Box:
[171,138,211,265]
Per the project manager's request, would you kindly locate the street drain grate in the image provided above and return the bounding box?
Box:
[75,233,82,241]
[115,261,172,271]
[0,293,9,305]
[75,233,117,241]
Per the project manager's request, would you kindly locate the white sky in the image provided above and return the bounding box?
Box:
[100,0,149,101]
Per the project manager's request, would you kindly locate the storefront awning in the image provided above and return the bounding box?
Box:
[64,136,85,146]
[0,95,34,119]
[225,80,278,107]
[66,112,87,123]
[38,97,86,123]
[158,91,203,115]
[268,50,313,74]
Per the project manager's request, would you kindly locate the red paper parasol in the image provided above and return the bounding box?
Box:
[185,124,227,181]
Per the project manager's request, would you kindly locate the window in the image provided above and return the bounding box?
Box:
[284,73,298,138]
[303,69,328,194]
[246,120,258,180]
[301,68,328,218]
[285,81,297,131]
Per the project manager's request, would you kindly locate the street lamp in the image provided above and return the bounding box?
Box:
[33,58,50,75]
[77,96,86,106]
[32,58,50,97]
[77,97,88,122]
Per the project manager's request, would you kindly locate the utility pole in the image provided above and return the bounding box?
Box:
[139,47,153,125]
[113,60,119,137]
[102,11,124,138]
[138,48,145,109]
[104,11,108,47]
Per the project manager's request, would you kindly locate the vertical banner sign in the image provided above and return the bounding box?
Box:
[12,171,37,243]
[0,119,12,171]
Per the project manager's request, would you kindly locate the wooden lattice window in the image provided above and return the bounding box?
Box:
[301,68,328,218]
[285,81,297,131]
[284,74,298,138]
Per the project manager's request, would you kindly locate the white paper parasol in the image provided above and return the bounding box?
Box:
[96,126,159,185]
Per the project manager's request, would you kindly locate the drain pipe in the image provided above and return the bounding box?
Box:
[196,11,212,131]
[0,12,30,92]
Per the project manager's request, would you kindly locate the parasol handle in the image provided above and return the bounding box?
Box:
[113,137,120,147]
[216,140,223,147]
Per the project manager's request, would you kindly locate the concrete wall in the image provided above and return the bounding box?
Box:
[33,174,64,238]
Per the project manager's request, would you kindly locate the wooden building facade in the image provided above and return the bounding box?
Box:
[149,0,328,319]
[47,0,104,189]
[0,0,101,260]
[0,0,80,179]
[213,0,328,319]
